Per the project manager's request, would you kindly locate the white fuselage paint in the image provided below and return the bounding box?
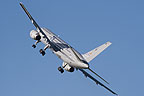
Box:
[37,28,89,69]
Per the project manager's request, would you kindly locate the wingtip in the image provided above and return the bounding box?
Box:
[107,82,110,85]
[114,93,119,96]
[108,41,112,44]
[105,80,110,85]
[19,2,23,5]
[106,41,112,45]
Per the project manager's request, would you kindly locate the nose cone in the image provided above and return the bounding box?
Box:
[70,61,89,69]
[83,63,89,69]
[81,60,89,69]
[78,62,89,69]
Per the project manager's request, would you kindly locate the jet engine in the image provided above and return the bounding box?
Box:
[63,63,74,72]
[30,30,41,40]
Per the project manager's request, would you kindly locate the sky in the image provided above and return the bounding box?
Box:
[0,0,144,96]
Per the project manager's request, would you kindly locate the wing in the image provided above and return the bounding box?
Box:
[82,42,112,63]
[19,2,51,44]
[79,69,118,96]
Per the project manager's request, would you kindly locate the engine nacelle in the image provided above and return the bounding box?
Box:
[30,30,41,40]
[62,63,74,72]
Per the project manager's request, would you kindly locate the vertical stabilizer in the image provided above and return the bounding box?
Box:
[82,42,112,63]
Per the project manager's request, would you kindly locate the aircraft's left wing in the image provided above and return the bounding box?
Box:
[79,69,118,96]
[20,2,51,44]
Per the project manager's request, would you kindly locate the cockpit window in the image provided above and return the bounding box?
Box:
[81,60,88,64]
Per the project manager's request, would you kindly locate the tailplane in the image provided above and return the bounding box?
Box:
[82,42,112,63]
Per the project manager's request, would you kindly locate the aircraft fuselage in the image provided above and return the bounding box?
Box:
[37,28,89,69]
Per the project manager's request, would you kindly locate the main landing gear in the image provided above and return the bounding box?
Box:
[58,67,64,73]
[32,40,40,48]
[32,44,36,48]
[39,44,50,56]
[32,40,50,56]
[39,49,45,56]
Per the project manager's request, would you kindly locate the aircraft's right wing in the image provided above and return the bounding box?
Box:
[79,69,118,96]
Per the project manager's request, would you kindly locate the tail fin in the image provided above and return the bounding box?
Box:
[82,42,112,63]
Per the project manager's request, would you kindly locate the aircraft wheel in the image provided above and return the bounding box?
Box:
[40,49,45,56]
[58,67,64,73]
[32,44,36,48]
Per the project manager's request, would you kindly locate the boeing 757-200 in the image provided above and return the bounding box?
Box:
[20,2,118,95]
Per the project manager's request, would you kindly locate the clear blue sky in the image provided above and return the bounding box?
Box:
[0,0,144,96]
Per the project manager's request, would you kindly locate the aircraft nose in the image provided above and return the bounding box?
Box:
[83,64,89,69]
[76,62,89,69]
[80,61,89,69]
[81,60,89,69]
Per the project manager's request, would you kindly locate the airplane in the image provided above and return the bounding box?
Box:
[20,2,118,95]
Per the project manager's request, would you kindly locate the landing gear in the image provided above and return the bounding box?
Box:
[32,40,50,56]
[39,44,50,56]
[32,40,40,48]
[39,49,45,56]
[44,44,50,51]
[32,44,36,48]
[58,67,64,73]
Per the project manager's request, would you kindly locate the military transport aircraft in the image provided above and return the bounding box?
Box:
[20,2,118,95]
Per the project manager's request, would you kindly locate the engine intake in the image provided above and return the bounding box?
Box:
[63,62,75,72]
[30,30,41,40]
[69,67,74,72]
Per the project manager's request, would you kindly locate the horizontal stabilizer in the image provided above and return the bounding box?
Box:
[82,42,112,62]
